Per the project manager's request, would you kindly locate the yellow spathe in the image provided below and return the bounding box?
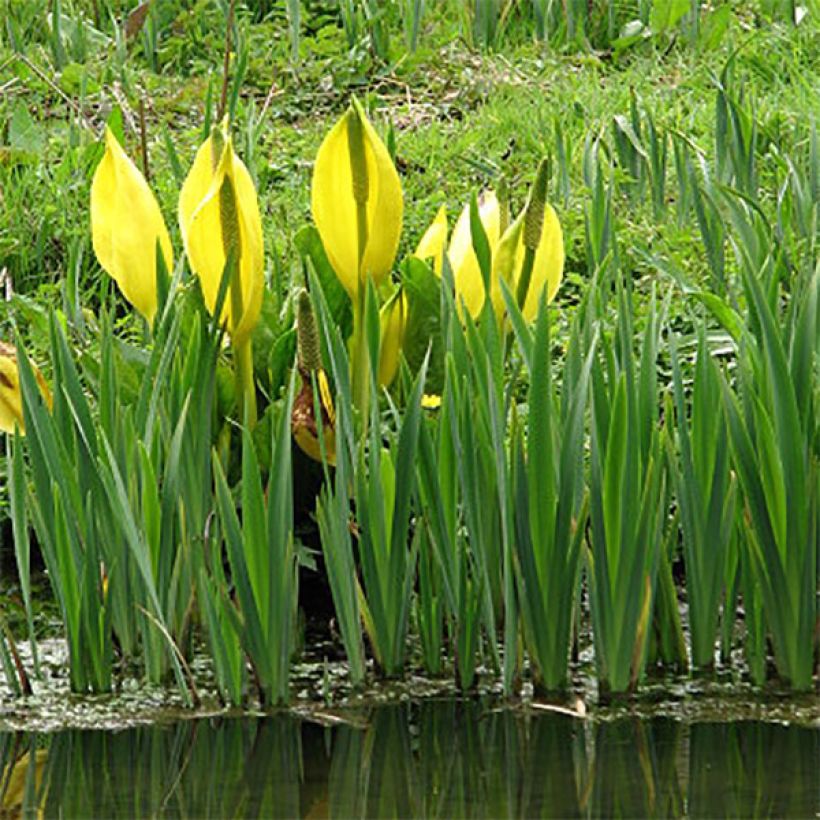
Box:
[448,191,502,319]
[311,101,403,297]
[0,342,52,435]
[491,204,563,320]
[90,127,173,324]
[178,125,264,344]
[414,204,448,274]
[378,291,407,387]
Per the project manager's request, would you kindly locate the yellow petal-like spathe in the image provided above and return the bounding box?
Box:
[378,291,407,387]
[520,203,563,320]
[0,342,52,435]
[492,204,564,321]
[490,212,525,318]
[415,204,448,275]
[448,191,501,319]
[179,127,264,344]
[311,102,403,298]
[90,127,173,324]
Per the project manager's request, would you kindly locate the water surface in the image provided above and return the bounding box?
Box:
[2,702,818,817]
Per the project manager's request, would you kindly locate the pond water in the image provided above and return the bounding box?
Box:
[2,701,818,818]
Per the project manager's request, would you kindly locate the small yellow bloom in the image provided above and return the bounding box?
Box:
[311,100,403,298]
[448,191,502,319]
[0,342,52,435]
[90,127,173,324]
[378,290,408,388]
[491,205,563,321]
[415,205,448,274]
[178,122,264,344]
[421,393,442,409]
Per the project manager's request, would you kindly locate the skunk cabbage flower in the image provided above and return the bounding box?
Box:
[378,290,407,387]
[179,121,264,344]
[292,290,336,465]
[492,161,563,321]
[292,368,336,466]
[0,342,52,435]
[311,99,403,298]
[90,127,173,323]
[448,191,502,319]
[414,205,448,274]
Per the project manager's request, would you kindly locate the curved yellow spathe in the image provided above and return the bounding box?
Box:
[414,204,448,275]
[448,191,502,319]
[492,204,564,321]
[178,125,264,344]
[311,101,403,298]
[378,290,408,388]
[90,127,173,324]
[0,342,52,435]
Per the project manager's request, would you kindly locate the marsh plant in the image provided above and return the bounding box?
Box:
[1,70,818,708]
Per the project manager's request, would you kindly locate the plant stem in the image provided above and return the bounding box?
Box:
[350,286,369,431]
[218,0,236,121]
[516,246,536,309]
[234,336,257,429]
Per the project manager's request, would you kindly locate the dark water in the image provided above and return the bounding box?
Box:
[1,702,818,818]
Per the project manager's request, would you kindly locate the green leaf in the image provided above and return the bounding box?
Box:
[401,256,444,393]
[294,225,352,338]
[650,0,690,33]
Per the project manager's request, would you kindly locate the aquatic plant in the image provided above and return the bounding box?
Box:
[587,286,667,694]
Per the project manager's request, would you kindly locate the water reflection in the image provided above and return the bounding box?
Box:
[2,703,818,818]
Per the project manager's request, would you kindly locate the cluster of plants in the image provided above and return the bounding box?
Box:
[1,53,818,707]
[3,0,809,81]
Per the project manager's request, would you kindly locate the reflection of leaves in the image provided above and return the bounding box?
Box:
[401,256,443,394]
[293,225,352,340]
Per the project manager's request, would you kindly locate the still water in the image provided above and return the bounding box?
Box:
[2,701,818,818]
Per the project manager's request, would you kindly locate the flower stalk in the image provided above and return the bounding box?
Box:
[516,158,549,310]
[212,124,256,428]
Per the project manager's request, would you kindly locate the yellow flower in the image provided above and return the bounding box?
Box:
[491,206,563,321]
[311,99,403,298]
[448,191,502,319]
[90,127,173,324]
[378,290,408,387]
[493,160,563,321]
[178,121,264,345]
[0,342,52,435]
[415,205,448,274]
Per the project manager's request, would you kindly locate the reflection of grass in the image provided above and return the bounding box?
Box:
[3,709,818,818]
